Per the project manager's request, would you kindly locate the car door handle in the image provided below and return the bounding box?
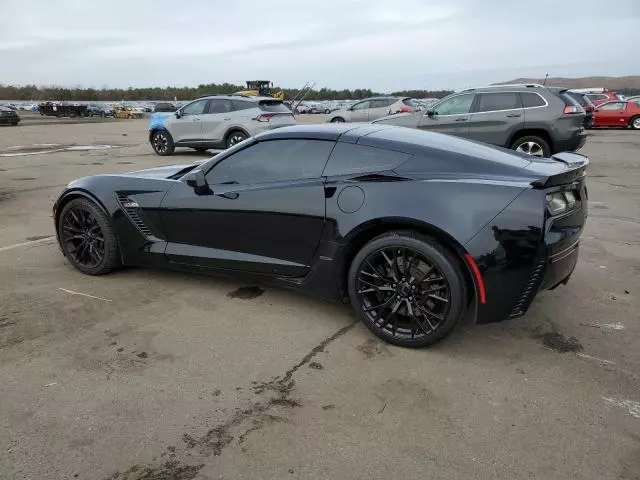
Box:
[455,118,468,122]
[223,117,231,120]
[506,113,522,118]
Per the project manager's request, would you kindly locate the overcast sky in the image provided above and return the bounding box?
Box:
[1,0,637,91]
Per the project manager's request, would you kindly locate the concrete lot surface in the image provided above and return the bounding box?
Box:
[0,118,639,480]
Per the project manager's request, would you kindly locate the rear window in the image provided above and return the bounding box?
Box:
[323,143,410,177]
[586,94,608,101]
[476,92,521,112]
[520,92,547,108]
[259,100,291,113]
[558,92,581,108]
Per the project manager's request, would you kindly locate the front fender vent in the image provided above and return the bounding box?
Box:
[116,193,153,238]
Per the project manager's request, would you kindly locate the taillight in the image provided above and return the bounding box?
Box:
[400,106,412,112]
[564,105,583,114]
[253,113,275,122]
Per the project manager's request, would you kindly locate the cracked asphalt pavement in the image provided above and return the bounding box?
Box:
[0,117,639,479]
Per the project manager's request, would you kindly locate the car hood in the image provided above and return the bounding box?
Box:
[123,163,199,180]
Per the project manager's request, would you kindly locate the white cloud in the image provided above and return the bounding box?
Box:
[0,0,637,90]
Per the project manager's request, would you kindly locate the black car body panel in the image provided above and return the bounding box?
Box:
[54,124,588,325]
[0,106,20,125]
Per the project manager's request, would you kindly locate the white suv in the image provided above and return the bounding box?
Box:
[149,95,296,156]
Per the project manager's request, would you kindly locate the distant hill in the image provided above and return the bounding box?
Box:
[495,76,640,91]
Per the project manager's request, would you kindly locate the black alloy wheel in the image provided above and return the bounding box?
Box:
[226,131,247,148]
[58,198,120,275]
[349,232,467,347]
[152,130,175,156]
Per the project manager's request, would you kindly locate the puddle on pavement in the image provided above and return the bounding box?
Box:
[0,144,120,157]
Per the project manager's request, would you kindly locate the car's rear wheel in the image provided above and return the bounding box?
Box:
[629,116,640,130]
[226,130,247,148]
[151,130,175,156]
[58,198,121,275]
[331,117,345,123]
[348,231,467,348]
[511,135,550,157]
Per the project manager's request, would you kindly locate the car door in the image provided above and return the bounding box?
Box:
[416,93,475,138]
[349,100,372,122]
[200,99,233,144]
[367,99,393,121]
[467,92,524,147]
[170,99,209,143]
[159,138,334,276]
[594,102,627,127]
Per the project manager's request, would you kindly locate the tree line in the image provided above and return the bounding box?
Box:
[0,83,454,102]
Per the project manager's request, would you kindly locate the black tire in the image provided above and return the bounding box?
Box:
[348,231,468,348]
[510,135,550,157]
[629,116,640,130]
[151,130,175,156]
[330,117,345,123]
[193,147,208,153]
[12,122,18,126]
[325,109,331,114]
[58,198,121,275]
[226,130,248,148]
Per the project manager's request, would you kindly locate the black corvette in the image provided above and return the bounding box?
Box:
[53,124,588,347]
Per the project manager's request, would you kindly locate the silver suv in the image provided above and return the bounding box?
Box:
[149,95,296,155]
[327,97,414,123]
[373,85,587,157]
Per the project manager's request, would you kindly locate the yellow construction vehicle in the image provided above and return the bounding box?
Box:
[235,80,284,100]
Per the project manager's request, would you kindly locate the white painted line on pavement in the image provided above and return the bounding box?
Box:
[59,288,112,302]
[0,236,56,252]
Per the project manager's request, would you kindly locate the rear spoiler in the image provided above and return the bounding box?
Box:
[531,152,589,188]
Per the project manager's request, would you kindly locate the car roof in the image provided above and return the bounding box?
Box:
[461,84,548,93]
[197,94,276,101]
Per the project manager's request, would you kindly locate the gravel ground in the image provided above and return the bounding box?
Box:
[0,118,639,480]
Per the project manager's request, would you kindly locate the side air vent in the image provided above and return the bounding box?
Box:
[509,259,546,317]
[116,193,153,238]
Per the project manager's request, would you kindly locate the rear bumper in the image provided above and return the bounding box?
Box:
[554,129,587,153]
[0,116,19,124]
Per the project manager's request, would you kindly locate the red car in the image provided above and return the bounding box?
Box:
[592,101,640,129]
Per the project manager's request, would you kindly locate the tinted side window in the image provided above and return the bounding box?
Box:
[182,100,208,116]
[206,139,333,185]
[207,99,232,114]
[586,94,608,101]
[232,100,256,111]
[476,92,521,112]
[520,92,546,108]
[323,143,410,177]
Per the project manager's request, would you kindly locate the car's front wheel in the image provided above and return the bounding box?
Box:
[151,130,175,156]
[510,135,550,157]
[348,231,467,348]
[58,198,121,275]
[330,117,345,123]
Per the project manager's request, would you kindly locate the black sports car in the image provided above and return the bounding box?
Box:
[53,124,588,347]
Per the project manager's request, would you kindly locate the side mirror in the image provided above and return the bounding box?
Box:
[175,110,182,118]
[426,109,435,117]
[185,170,210,194]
